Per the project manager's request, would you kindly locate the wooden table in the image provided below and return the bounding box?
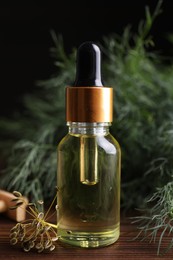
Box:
[0,214,172,260]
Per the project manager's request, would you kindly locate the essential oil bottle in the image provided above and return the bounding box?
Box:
[57,42,121,248]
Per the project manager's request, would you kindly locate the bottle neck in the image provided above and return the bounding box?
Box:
[67,122,111,135]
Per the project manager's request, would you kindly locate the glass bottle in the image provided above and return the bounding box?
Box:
[57,42,121,248]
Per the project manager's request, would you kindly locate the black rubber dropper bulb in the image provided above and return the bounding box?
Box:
[74,42,103,87]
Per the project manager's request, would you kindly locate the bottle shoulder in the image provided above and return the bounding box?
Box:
[58,133,120,155]
[97,133,120,155]
[105,133,120,150]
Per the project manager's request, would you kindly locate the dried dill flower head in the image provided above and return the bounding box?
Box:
[9,191,58,253]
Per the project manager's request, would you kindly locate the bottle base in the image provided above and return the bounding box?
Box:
[58,227,120,248]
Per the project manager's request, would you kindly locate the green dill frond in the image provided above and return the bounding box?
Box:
[1,126,57,202]
[132,181,173,255]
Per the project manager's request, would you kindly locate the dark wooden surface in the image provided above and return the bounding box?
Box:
[0,214,173,260]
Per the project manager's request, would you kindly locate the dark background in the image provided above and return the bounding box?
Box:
[0,0,173,117]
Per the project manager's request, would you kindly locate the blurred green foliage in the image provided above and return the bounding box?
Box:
[1,0,173,212]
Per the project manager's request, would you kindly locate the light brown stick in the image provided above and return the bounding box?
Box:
[0,190,28,222]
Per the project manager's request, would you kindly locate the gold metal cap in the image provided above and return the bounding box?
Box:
[66,86,113,123]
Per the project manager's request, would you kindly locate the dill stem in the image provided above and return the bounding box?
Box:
[45,222,57,229]
[44,194,57,220]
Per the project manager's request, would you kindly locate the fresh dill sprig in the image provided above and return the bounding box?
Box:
[132,181,173,255]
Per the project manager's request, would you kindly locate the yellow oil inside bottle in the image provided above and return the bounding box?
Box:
[57,132,121,248]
